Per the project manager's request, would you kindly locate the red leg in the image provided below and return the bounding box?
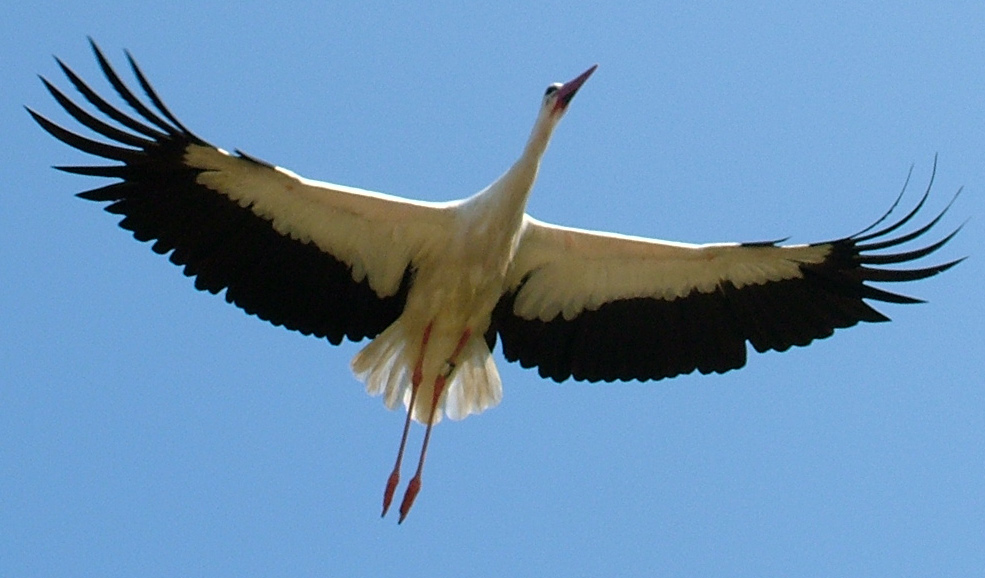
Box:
[397,329,472,523]
[381,322,432,517]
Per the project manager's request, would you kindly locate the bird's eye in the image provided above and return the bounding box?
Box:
[544,85,559,97]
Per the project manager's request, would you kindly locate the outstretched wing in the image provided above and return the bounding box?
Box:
[29,40,453,344]
[494,173,962,382]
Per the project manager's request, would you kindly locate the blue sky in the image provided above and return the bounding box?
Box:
[3,2,983,576]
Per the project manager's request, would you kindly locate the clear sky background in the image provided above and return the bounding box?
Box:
[3,2,983,577]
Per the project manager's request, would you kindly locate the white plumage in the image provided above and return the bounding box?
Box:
[31,41,962,521]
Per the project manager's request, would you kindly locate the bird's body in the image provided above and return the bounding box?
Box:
[179,68,576,426]
[31,42,962,522]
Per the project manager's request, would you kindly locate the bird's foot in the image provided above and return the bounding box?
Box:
[398,475,422,524]
[381,468,400,517]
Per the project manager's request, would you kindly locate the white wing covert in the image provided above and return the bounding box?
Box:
[494,186,961,382]
[30,40,452,344]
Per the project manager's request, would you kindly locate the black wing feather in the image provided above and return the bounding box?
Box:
[33,41,410,345]
[55,56,168,140]
[494,177,962,383]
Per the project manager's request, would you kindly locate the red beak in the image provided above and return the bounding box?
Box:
[554,64,597,112]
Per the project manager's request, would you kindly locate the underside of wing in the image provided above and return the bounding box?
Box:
[30,40,452,344]
[495,171,963,382]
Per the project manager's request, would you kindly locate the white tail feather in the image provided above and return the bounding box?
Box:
[443,338,503,420]
[351,322,503,424]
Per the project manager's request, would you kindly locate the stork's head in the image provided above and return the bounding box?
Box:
[541,64,597,122]
[521,64,597,162]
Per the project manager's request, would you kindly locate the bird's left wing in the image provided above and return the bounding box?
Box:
[30,41,452,345]
[494,183,961,382]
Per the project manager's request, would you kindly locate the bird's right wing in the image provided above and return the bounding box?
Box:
[30,40,453,344]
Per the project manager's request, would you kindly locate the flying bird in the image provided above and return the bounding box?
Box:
[30,41,962,522]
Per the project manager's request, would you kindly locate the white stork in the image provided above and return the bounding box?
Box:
[30,41,962,522]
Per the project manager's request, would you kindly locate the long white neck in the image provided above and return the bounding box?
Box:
[465,112,558,227]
